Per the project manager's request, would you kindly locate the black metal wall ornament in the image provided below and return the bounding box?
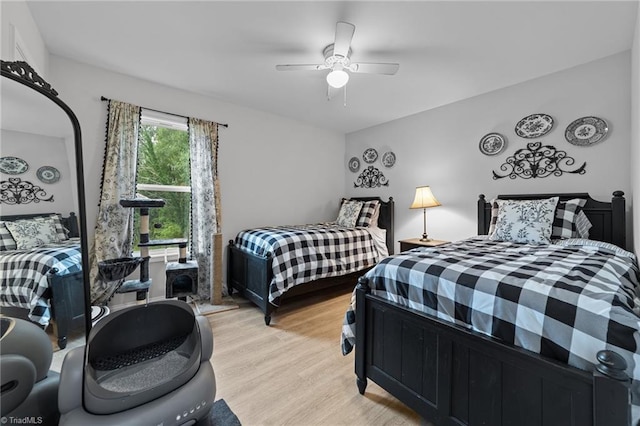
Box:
[492,142,586,180]
[0,177,54,204]
[354,166,389,188]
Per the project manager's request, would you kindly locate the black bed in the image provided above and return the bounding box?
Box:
[0,212,85,349]
[350,191,633,426]
[227,196,394,325]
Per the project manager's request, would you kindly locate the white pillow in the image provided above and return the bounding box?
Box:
[490,197,559,245]
[336,200,364,227]
[574,210,592,238]
[5,218,60,250]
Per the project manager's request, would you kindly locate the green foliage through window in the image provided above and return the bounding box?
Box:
[133,125,191,251]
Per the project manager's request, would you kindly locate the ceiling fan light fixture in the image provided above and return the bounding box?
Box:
[326,68,349,88]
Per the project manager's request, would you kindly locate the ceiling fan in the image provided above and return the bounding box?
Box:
[275,21,399,96]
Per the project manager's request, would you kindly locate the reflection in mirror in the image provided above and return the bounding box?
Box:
[0,61,89,367]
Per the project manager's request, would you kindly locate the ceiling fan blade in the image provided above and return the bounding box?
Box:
[275,64,326,71]
[333,22,355,58]
[350,62,399,75]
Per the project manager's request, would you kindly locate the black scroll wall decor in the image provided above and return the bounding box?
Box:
[0,177,54,204]
[354,166,389,188]
[492,142,586,180]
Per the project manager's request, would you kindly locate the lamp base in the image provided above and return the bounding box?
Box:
[420,234,431,242]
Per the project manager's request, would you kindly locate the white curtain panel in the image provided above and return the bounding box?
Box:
[188,118,222,302]
[89,100,140,305]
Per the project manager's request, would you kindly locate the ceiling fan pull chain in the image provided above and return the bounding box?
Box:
[343,85,347,107]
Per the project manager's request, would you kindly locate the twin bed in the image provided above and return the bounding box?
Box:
[0,212,85,349]
[227,196,394,325]
[343,191,637,426]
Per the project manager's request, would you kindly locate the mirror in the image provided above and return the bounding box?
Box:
[0,61,90,355]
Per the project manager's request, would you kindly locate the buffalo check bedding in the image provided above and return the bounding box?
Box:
[234,223,386,305]
[341,237,640,405]
[1,239,82,326]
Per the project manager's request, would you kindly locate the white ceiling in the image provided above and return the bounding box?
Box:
[26,1,639,134]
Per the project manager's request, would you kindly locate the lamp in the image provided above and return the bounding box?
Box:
[326,65,349,88]
[410,186,441,241]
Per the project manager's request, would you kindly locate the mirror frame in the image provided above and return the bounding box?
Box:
[1,60,91,337]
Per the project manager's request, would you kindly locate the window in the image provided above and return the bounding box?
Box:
[133,110,190,253]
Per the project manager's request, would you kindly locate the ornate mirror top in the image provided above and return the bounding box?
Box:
[1,60,58,97]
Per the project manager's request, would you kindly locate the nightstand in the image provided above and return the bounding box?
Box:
[399,238,449,252]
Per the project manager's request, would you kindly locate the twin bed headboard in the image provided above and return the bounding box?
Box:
[349,197,395,255]
[477,191,626,249]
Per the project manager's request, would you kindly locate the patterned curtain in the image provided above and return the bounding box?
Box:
[188,118,222,301]
[89,100,141,305]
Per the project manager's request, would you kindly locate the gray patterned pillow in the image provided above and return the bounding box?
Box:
[34,214,68,241]
[490,197,559,244]
[0,222,17,251]
[336,200,364,227]
[5,218,60,250]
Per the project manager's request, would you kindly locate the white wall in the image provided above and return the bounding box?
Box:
[632,2,640,256]
[0,1,49,76]
[346,52,633,251]
[1,129,74,215]
[46,56,345,304]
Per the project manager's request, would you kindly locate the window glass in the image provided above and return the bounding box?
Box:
[133,117,190,252]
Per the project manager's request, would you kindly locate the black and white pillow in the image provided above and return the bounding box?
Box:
[0,222,17,251]
[34,214,69,241]
[5,218,60,250]
[552,198,587,239]
[356,200,380,227]
[487,199,501,236]
[489,197,559,244]
[336,200,364,228]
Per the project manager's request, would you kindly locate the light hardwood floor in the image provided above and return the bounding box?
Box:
[207,286,423,426]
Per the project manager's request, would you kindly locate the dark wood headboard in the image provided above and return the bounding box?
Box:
[477,191,625,249]
[0,212,80,238]
[347,197,395,255]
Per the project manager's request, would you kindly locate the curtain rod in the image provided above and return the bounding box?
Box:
[100,96,228,128]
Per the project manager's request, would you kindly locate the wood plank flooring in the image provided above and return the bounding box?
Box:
[206,285,423,425]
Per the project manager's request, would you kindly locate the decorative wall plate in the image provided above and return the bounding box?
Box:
[348,157,360,173]
[565,116,608,146]
[515,113,554,138]
[381,151,396,168]
[0,156,29,175]
[479,133,507,156]
[36,166,61,183]
[362,148,378,164]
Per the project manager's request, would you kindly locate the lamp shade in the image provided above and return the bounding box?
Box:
[326,69,349,88]
[410,186,441,209]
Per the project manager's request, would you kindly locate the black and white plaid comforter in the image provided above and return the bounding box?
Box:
[1,239,82,326]
[235,223,384,305]
[341,237,640,404]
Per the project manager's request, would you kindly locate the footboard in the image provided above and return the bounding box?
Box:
[49,269,86,349]
[228,240,373,325]
[227,240,274,324]
[354,278,631,426]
